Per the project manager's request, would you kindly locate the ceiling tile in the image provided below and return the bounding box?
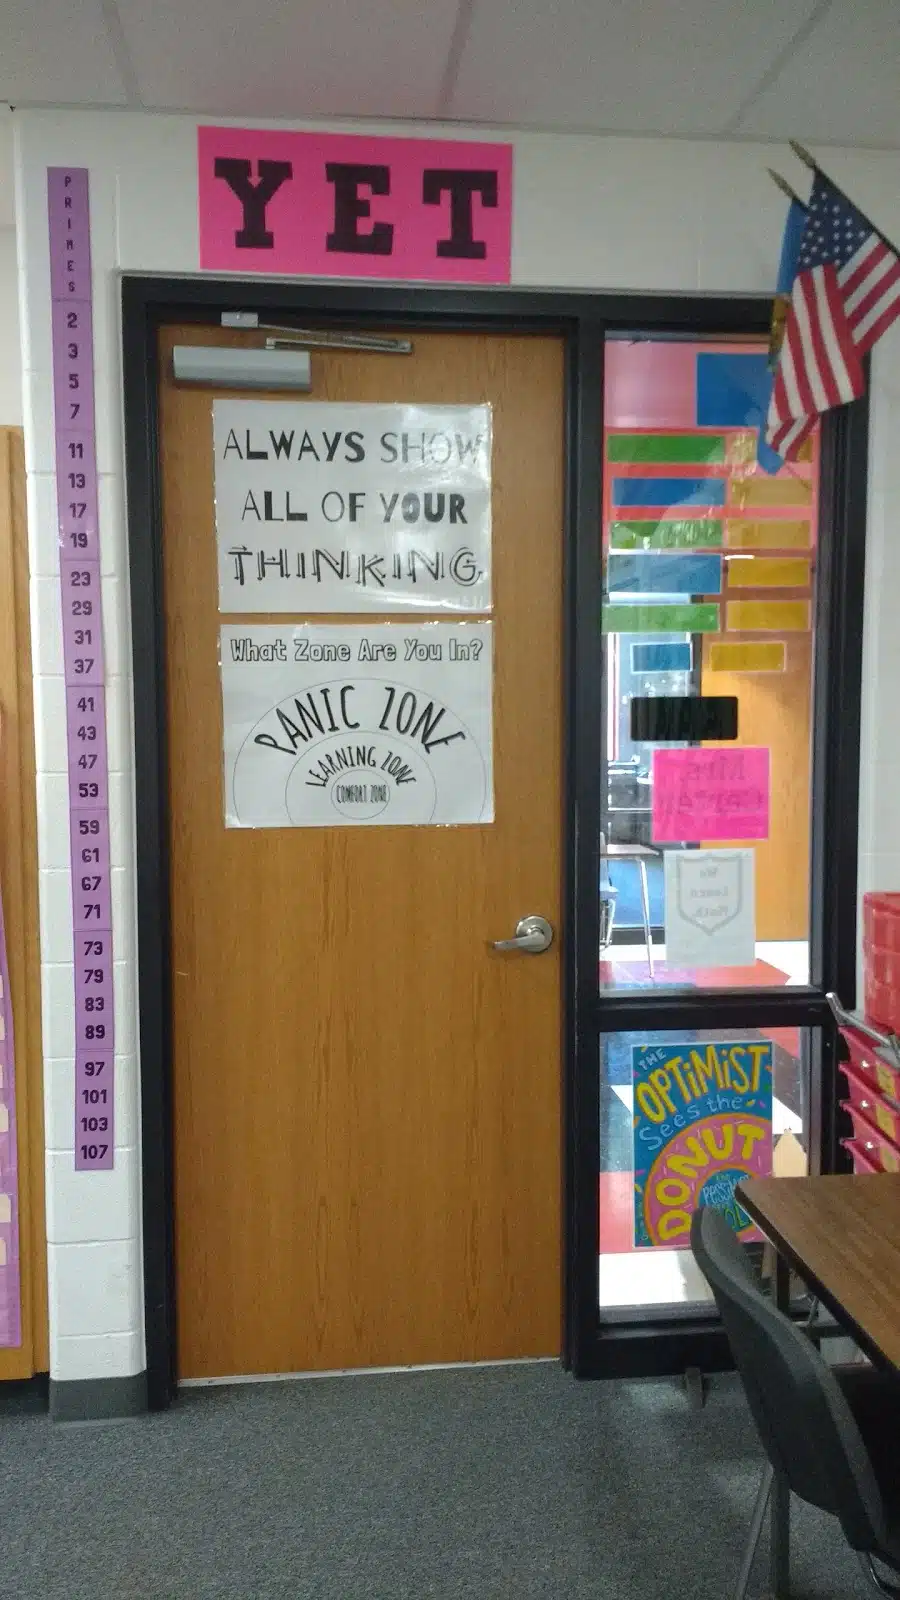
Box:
[450,0,821,136]
[1,0,129,106]
[734,0,900,147]
[116,0,460,119]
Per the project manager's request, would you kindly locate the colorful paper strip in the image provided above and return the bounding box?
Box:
[609,519,724,551]
[607,552,722,595]
[708,642,786,673]
[603,603,720,634]
[726,600,810,633]
[612,477,727,509]
[725,519,810,550]
[726,556,811,589]
[732,477,812,509]
[49,168,115,1173]
[607,433,726,464]
[631,642,693,673]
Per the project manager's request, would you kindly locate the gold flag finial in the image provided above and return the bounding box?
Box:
[789,140,818,172]
[767,168,805,206]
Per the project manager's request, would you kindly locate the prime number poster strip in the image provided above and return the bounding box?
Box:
[48,169,114,1170]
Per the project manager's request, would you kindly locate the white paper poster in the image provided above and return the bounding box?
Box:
[664,848,755,968]
[213,401,492,614]
[220,623,493,828]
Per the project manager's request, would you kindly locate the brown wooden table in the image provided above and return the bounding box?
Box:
[736,1174,900,1597]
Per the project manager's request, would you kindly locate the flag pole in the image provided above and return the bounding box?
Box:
[789,139,900,258]
[767,168,805,207]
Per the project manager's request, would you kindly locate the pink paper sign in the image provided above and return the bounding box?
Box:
[198,127,513,284]
[652,747,770,842]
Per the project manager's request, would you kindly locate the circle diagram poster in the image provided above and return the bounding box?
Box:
[220,622,493,828]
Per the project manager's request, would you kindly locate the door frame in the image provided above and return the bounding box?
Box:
[122,278,857,1408]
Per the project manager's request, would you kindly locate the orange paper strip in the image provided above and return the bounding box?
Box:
[708,642,786,672]
[731,477,812,509]
[726,600,810,632]
[726,519,810,550]
[726,557,810,589]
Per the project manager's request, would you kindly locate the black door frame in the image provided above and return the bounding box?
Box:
[121,276,866,1407]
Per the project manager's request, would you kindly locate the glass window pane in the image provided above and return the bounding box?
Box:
[598,1026,811,1314]
[600,336,817,992]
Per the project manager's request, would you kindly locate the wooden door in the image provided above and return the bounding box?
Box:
[0,429,48,1380]
[158,324,565,1379]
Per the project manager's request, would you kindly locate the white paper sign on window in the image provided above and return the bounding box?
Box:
[220,623,493,828]
[663,848,756,969]
[214,401,492,614]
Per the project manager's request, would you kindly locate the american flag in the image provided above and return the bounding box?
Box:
[766,171,900,460]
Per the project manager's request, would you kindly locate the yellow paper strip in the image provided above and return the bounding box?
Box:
[727,556,811,589]
[0,1193,9,1224]
[726,519,810,550]
[708,642,786,673]
[0,1105,7,1135]
[727,600,810,632]
[732,477,812,508]
[0,1239,6,1267]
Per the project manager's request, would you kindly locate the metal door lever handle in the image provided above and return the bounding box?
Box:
[492,915,554,954]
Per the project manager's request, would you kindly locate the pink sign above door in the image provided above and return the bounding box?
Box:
[198,126,513,284]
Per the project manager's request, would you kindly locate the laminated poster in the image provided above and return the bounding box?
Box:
[214,401,492,614]
[633,1039,773,1249]
[664,849,755,969]
[220,622,493,828]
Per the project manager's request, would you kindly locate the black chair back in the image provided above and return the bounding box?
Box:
[691,1205,885,1552]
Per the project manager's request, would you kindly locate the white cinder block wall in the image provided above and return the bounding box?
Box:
[12,108,900,1391]
[0,228,22,425]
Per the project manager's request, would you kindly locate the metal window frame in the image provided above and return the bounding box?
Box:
[120,277,866,1404]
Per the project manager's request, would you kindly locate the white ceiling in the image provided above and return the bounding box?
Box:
[1,0,899,148]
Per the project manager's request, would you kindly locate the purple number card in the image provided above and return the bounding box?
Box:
[48,168,114,1172]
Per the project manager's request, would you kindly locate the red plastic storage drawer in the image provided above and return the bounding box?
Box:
[841,1100,900,1173]
[842,1137,883,1174]
[841,1059,900,1137]
[864,944,900,989]
[863,892,900,1034]
[841,1059,883,1115]
[864,892,900,954]
[864,972,900,1037]
[839,1026,900,1101]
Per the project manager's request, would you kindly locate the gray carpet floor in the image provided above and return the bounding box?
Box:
[0,1362,881,1599]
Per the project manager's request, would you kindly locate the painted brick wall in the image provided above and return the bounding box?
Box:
[0,228,22,426]
[11,107,900,1383]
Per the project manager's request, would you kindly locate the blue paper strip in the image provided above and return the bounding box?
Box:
[612,477,727,509]
[631,642,693,674]
[695,353,771,428]
[608,552,723,595]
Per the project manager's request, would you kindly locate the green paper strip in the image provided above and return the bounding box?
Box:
[602,603,721,634]
[607,433,727,464]
[609,519,724,551]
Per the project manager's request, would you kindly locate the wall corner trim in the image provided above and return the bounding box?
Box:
[49,1371,148,1422]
